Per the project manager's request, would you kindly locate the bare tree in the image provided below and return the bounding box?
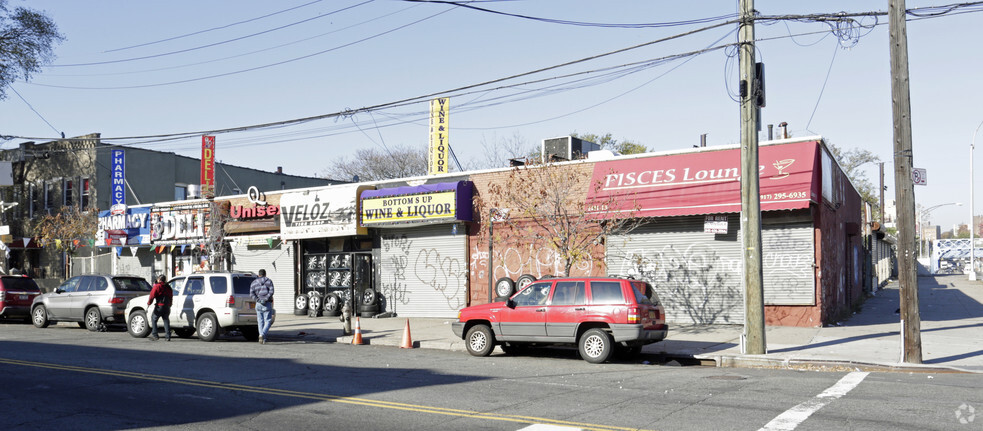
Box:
[826,142,881,213]
[33,207,96,277]
[466,132,535,170]
[478,161,642,276]
[321,144,428,181]
[0,0,63,100]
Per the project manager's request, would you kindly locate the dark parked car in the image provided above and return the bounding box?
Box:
[0,274,42,322]
[452,277,668,363]
[32,274,153,331]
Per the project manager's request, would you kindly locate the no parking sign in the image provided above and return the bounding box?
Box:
[912,168,927,186]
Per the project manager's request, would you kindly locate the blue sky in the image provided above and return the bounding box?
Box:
[2,0,981,229]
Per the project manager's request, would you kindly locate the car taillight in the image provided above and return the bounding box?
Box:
[628,307,641,324]
[109,297,124,304]
[227,295,236,307]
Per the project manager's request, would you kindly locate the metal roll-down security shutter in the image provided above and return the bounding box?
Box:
[378,224,468,318]
[230,237,295,308]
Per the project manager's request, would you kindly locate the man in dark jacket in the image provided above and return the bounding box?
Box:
[250,269,275,344]
[148,275,173,341]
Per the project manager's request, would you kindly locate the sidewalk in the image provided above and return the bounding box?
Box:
[268,274,983,373]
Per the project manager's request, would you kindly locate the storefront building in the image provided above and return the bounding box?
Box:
[95,205,154,281]
[360,181,473,318]
[222,187,295,309]
[149,200,217,278]
[466,137,863,327]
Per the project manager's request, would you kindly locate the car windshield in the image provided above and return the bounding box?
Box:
[233,276,258,295]
[2,277,40,292]
[113,277,152,292]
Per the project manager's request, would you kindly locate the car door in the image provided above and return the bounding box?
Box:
[586,280,626,323]
[544,280,587,340]
[182,276,206,323]
[48,276,83,319]
[169,277,193,327]
[75,276,109,320]
[497,281,551,338]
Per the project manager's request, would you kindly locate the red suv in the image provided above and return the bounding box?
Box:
[0,274,42,323]
[452,277,668,363]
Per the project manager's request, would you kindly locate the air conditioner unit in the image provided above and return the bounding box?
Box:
[186,184,200,199]
[541,136,599,163]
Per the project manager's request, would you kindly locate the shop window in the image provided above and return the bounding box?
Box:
[175,184,187,201]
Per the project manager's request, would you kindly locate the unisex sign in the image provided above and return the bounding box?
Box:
[361,181,473,227]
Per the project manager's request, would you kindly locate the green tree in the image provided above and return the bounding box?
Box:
[826,142,882,214]
[33,207,96,277]
[571,132,649,155]
[0,0,63,100]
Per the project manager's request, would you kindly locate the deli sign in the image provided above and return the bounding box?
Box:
[150,202,210,245]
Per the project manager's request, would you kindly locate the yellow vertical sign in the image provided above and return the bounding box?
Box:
[428,98,449,175]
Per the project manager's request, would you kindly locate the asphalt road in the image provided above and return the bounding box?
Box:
[1,320,981,431]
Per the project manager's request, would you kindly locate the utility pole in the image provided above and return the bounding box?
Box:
[879,162,885,225]
[888,0,922,363]
[739,0,766,355]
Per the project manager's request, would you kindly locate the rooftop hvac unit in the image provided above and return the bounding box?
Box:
[186,184,200,199]
[541,136,599,163]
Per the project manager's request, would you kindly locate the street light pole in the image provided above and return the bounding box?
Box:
[918,203,962,261]
[971,121,982,281]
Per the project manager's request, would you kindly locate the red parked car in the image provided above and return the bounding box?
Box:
[0,274,42,323]
[452,277,668,363]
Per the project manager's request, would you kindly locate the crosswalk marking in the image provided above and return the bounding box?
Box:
[759,371,869,431]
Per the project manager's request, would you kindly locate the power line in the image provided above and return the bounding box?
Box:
[47,0,375,67]
[103,0,328,53]
[8,86,61,136]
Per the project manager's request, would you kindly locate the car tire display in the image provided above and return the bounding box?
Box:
[579,328,613,364]
[31,306,49,328]
[196,312,219,342]
[84,307,103,332]
[465,324,495,357]
[361,288,378,306]
[127,310,151,338]
[515,274,537,291]
[308,292,323,318]
[494,277,515,299]
[294,294,309,316]
[323,293,341,316]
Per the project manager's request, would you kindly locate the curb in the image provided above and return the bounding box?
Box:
[696,354,980,374]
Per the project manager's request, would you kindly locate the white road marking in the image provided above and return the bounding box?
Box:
[759,371,869,431]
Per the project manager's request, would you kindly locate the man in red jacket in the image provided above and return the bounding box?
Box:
[148,275,173,341]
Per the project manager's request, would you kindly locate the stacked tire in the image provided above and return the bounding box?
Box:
[359,288,380,318]
[322,293,341,317]
[307,292,323,318]
[494,274,537,302]
[294,293,309,315]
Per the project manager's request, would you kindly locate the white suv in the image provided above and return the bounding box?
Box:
[124,271,261,342]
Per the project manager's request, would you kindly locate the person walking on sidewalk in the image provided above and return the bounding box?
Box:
[250,269,275,344]
[148,275,173,341]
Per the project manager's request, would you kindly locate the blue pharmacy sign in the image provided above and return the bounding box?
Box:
[111,149,125,207]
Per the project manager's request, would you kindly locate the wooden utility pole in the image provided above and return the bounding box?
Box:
[888,0,922,363]
[739,0,766,354]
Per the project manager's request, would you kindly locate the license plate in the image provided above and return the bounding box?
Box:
[249,303,255,309]
[648,311,656,318]
[19,295,28,300]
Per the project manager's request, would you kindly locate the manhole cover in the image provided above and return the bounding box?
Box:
[705,375,747,381]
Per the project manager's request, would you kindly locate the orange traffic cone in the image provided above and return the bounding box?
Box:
[400,319,414,349]
[352,317,364,345]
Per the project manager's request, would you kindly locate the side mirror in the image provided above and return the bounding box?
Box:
[506,298,516,309]
[54,289,63,294]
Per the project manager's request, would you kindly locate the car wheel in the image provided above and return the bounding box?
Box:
[196,312,219,342]
[84,307,103,332]
[294,294,309,315]
[128,310,151,338]
[516,274,537,291]
[241,326,259,341]
[494,277,515,298]
[361,288,378,306]
[174,328,195,338]
[32,306,50,328]
[465,324,495,357]
[579,328,613,364]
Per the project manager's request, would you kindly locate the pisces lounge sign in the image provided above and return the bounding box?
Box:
[361,181,473,227]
